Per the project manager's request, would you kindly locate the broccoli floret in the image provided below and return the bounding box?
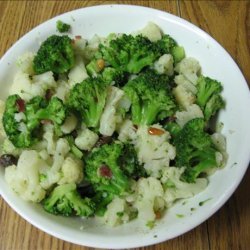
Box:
[173,118,217,183]
[102,67,129,87]
[92,191,114,216]
[118,143,146,179]
[33,35,75,74]
[3,95,34,148]
[26,96,66,131]
[56,20,71,33]
[85,143,141,195]
[43,183,95,217]
[196,76,224,120]
[67,77,108,128]
[156,34,185,63]
[123,70,176,125]
[91,34,161,74]
[2,95,66,148]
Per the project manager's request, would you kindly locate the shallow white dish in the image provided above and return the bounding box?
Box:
[0,4,250,249]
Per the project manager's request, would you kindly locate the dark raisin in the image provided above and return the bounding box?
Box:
[0,154,18,167]
[94,136,112,147]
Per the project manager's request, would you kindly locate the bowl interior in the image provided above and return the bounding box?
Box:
[0,5,250,249]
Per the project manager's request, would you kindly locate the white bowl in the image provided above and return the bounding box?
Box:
[0,4,250,249]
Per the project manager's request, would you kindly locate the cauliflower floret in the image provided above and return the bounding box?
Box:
[175,57,201,84]
[82,35,104,62]
[73,36,87,56]
[9,70,32,100]
[43,124,57,155]
[175,104,204,128]
[4,150,47,202]
[104,197,133,227]
[16,52,35,75]
[211,132,228,167]
[137,22,162,42]
[99,86,125,136]
[117,119,137,143]
[58,156,83,185]
[61,114,78,134]
[40,138,70,189]
[135,124,176,177]
[32,71,57,90]
[75,125,98,151]
[68,55,89,88]
[53,79,70,102]
[161,167,208,207]
[134,177,165,225]
[9,70,57,101]
[154,54,174,76]
[173,84,196,109]
[174,74,197,94]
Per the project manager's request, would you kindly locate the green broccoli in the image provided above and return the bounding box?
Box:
[2,95,66,148]
[123,70,176,125]
[85,142,142,195]
[196,76,224,121]
[43,183,95,217]
[56,20,71,33]
[2,95,33,148]
[102,67,129,87]
[89,34,161,74]
[67,77,108,128]
[173,118,218,183]
[156,34,185,63]
[118,143,146,179]
[26,96,66,130]
[33,35,75,74]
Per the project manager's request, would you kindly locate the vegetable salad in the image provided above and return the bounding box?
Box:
[0,22,227,227]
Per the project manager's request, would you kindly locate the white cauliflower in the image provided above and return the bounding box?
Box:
[16,52,35,75]
[174,74,197,94]
[54,79,70,102]
[161,167,208,207]
[99,86,125,136]
[173,84,196,109]
[137,22,162,42]
[175,57,201,84]
[9,70,56,101]
[154,54,174,76]
[211,132,228,167]
[134,177,165,225]
[175,104,204,128]
[4,150,47,202]
[75,125,98,151]
[117,119,137,143]
[104,197,132,227]
[61,114,78,134]
[68,55,89,88]
[135,124,176,177]
[58,156,83,185]
[40,138,70,189]
[43,124,57,155]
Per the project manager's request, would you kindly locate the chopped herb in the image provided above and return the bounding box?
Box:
[146,220,155,229]
[199,198,212,206]
[163,179,176,189]
[176,214,184,218]
[116,211,124,217]
[190,207,195,211]
[56,20,71,33]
